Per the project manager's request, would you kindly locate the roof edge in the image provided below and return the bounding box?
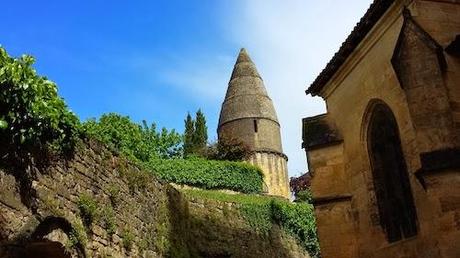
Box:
[306,0,396,96]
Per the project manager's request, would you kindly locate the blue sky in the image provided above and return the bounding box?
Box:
[2,0,372,177]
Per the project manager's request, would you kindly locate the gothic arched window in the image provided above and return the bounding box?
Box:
[367,103,418,242]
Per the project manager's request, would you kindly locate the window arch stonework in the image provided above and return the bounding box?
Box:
[365,101,418,243]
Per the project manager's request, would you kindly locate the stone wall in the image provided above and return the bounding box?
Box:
[302,0,460,257]
[247,152,289,198]
[168,190,310,258]
[0,142,170,258]
[0,141,310,258]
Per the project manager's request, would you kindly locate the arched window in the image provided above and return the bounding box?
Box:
[368,103,418,242]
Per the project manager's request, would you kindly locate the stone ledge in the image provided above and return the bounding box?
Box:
[302,114,342,151]
[313,194,352,206]
[415,148,460,189]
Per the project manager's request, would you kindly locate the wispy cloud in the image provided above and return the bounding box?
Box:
[156,53,234,102]
[220,0,373,176]
[116,0,373,177]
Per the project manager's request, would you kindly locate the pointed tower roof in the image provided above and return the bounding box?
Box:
[230,48,261,80]
[218,48,279,129]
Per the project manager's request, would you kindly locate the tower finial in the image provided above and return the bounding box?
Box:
[236,47,253,64]
[231,48,261,80]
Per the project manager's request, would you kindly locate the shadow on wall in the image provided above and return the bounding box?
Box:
[166,187,300,258]
[0,141,308,258]
[0,216,85,258]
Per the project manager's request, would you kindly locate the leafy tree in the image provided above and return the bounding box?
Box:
[0,46,80,161]
[290,172,312,199]
[183,112,195,157]
[193,109,208,153]
[207,137,251,161]
[183,109,208,157]
[295,190,313,204]
[83,113,182,162]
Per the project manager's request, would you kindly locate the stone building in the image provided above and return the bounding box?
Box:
[218,48,290,198]
[302,0,460,257]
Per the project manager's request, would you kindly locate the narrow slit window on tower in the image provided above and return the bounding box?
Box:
[253,119,258,133]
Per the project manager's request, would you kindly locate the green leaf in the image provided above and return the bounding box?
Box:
[0,120,7,129]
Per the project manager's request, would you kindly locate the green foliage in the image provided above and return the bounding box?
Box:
[183,113,195,157]
[183,109,208,157]
[77,193,99,227]
[146,157,264,194]
[272,200,321,258]
[42,195,64,217]
[125,168,150,194]
[153,222,170,254]
[101,205,117,235]
[183,189,320,258]
[82,113,182,162]
[207,137,252,161]
[193,109,208,153]
[107,184,120,206]
[0,46,80,159]
[122,229,135,251]
[295,189,313,204]
[66,219,87,252]
[240,202,273,234]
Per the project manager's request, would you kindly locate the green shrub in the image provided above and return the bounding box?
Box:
[183,189,320,258]
[125,168,150,193]
[101,205,116,235]
[295,189,313,204]
[240,202,273,234]
[146,157,264,194]
[66,219,87,252]
[107,184,120,206]
[122,229,135,251]
[77,193,99,227]
[272,200,321,258]
[206,136,252,161]
[82,113,182,162]
[0,46,80,159]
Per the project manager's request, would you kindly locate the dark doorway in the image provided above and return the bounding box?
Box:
[368,103,418,242]
[25,240,71,258]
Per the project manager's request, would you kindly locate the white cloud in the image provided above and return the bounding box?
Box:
[138,1,373,178]
[220,0,373,177]
[157,53,234,102]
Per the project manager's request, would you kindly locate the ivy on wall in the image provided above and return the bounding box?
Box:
[183,189,321,258]
[147,157,265,194]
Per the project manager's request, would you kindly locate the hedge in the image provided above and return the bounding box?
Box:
[146,157,264,194]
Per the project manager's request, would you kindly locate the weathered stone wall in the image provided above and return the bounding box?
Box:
[168,190,310,258]
[0,142,170,258]
[0,141,310,258]
[303,0,460,257]
[248,152,289,198]
[219,119,283,153]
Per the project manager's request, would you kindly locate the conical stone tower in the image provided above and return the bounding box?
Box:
[218,48,289,198]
